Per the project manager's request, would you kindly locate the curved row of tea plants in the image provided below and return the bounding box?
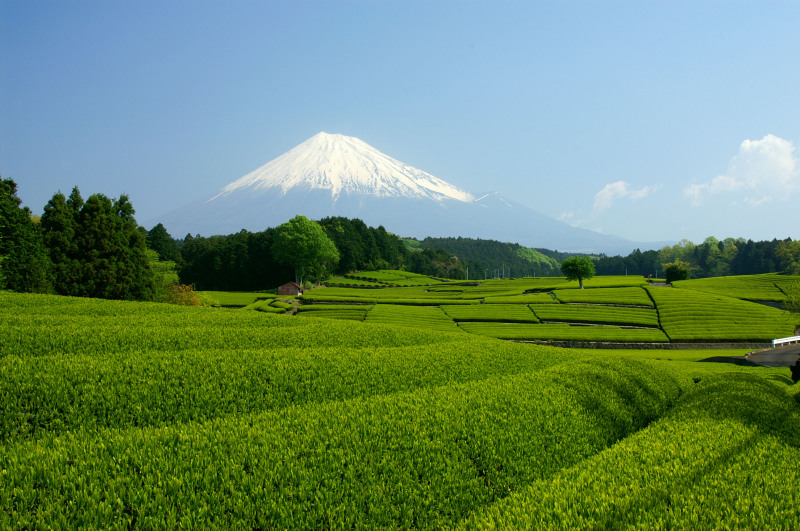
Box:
[672,272,795,302]
[0,356,691,529]
[0,293,578,441]
[646,286,795,342]
[459,372,800,529]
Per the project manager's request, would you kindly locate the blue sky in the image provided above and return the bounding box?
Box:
[2,1,799,246]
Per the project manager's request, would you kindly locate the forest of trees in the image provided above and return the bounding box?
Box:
[175,217,466,291]
[1,178,162,300]
[416,237,561,278]
[3,175,799,300]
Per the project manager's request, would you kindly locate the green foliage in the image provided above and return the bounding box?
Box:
[366,304,463,332]
[39,187,156,300]
[553,286,654,307]
[297,309,368,320]
[441,304,540,323]
[416,236,561,277]
[2,292,796,527]
[664,259,691,283]
[198,291,267,307]
[530,304,660,327]
[775,239,800,275]
[458,322,670,342]
[0,177,52,293]
[179,229,293,291]
[559,256,596,289]
[146,222,180,262]
[647,286,795,342]
[671,273,796,302]
[784,282,800,321]
[460,373,800,529]
[318,216,408,274]
[0,294,692,528]
[272,215,340,285]
[146,249,179,302]
[484,292,559,304]
[406,246,466,279]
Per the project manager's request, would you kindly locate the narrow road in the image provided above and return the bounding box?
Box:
[746,345,800,367]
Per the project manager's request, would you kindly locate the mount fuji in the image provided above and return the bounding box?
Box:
[153,132,644,253]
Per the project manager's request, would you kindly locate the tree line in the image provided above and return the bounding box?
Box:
[174,216,465,291]
[1,178,160,299]
[3,175,798,301]
[593,237,800,279]
[414,237,561,278]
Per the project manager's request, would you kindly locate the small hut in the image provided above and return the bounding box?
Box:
[278,282,303,296]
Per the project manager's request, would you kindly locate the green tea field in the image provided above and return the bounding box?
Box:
[294,272,798,345]
[1,287,798,528]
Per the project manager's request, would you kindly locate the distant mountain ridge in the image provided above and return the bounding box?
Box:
[153,132,663,254]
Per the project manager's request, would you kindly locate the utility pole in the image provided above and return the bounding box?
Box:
[466,267,469,281]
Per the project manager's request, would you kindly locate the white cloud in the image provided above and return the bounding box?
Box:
[593,181,659,213]
[685,134,800,206]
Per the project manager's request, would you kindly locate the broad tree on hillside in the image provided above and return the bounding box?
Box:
[664,260,691,284]
[560,256,595,289]
[272,215,340,286]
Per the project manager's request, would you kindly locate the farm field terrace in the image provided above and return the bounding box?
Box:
[0,291,797,528]
[299,273,799,345]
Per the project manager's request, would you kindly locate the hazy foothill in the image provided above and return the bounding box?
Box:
[2,128,800,527]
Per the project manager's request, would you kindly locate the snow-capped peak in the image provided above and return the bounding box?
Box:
[210,132,476,203]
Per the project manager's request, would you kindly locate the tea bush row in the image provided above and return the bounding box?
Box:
[458,322,670,342]
[672,273,798,302]
[646,286,794,342]
[295,309,368,321]
[530,304,660,328]
[366,305,462,332]
[0,358,688,529]
[0,293,460,358]
[440,304,540,323]
[459,373,800,529]
[552,286,654,307]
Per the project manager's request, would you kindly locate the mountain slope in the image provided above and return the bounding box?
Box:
[153,132,645,254]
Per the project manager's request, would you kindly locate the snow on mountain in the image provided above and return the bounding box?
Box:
[152,132,652,254]
[210,132,475,203]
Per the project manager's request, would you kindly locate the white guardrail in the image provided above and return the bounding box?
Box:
[772,335,800,348]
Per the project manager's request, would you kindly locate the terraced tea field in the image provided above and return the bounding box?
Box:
[1,290,796,527]
[299,272,798,345]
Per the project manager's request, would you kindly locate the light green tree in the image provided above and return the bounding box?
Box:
[560,256,595,289]
[664,259,691,283]
[272,215,340,286]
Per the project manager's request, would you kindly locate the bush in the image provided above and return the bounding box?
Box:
[163,284,201,306]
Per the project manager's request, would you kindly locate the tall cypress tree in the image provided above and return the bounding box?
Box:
[41,189,82,295]
[41,188,156,300]
[0,177,52,293]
